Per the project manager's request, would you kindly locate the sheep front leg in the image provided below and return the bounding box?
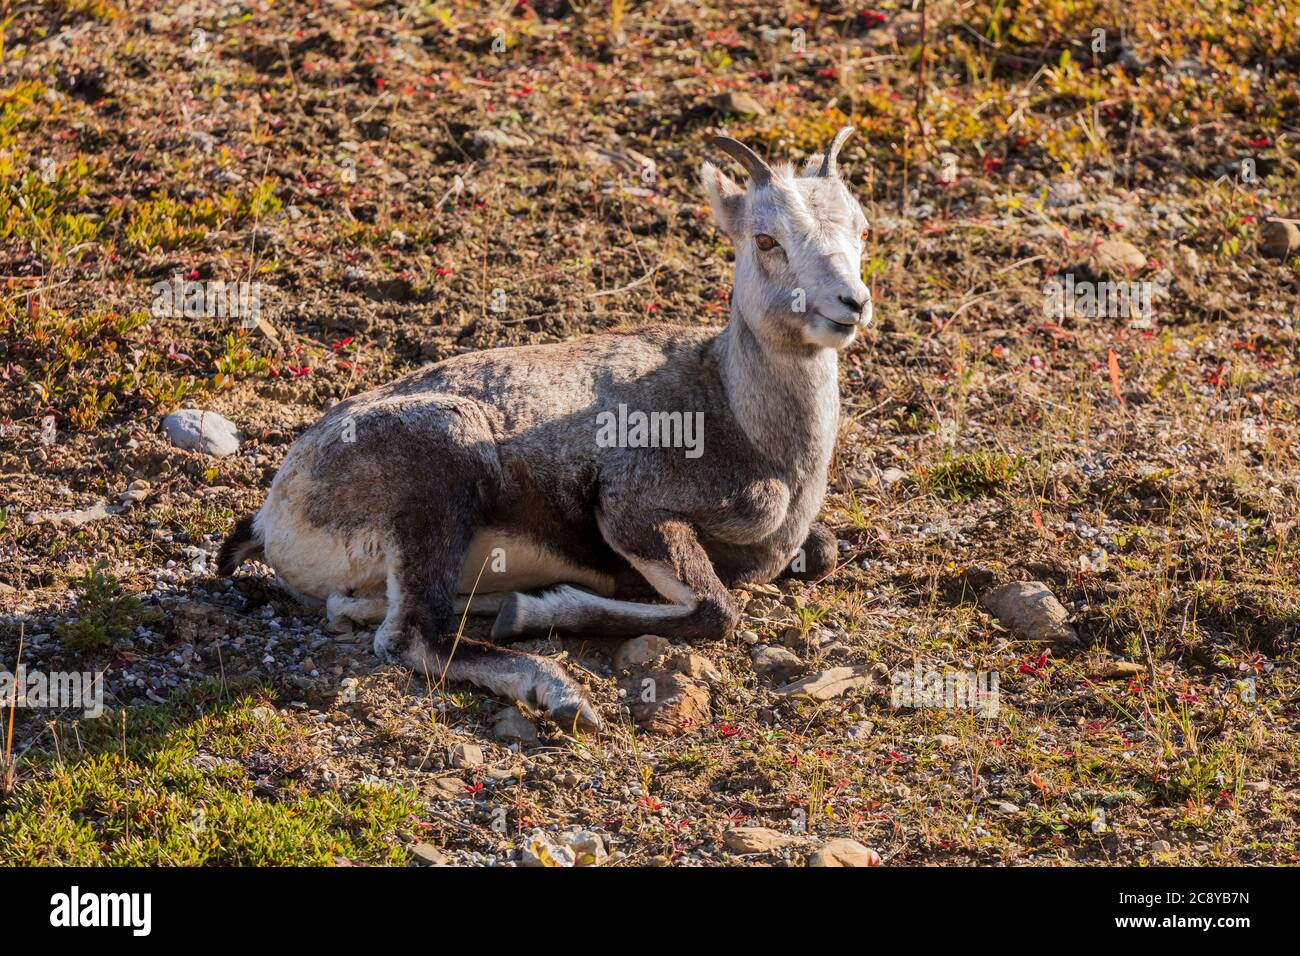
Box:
[491,510,739,643]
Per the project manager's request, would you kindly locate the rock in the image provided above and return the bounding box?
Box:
[408,843,453,866]
[807,838,882,867]
[738,629,760,646]
[982,581,1080,646]
[1090,660,1145,680]
[933,734,961,750]
[846,720,875,741]
[879,466,906,485]
[613,635,671,669]
[1151,839,1172,855]
[990,801,1021,815]
[469,128,532,152]
[722,826,801,854]
[842,467,875,489]
[26,500,112,528]
[1259,218,1299,259]
[493,706,539,744]
[162,409,241,457]
[584,145,656,180]
[670,652,722,683]
[775,665,885,701]
[553,829,607,866]
[1092,238,1146,275]
[450,742,485,769]
[624,667,711,734]
[118,479,151,504]
[428,776,467,801]
[712,90,766,116]
[520,829,575,867]
[752,645,804,682]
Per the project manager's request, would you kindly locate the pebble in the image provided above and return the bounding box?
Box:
[807,838,882,867]
[162,409,241,457]
[493,706,539,745]
[982,581,1080,646]
[520,829,576,867]
[751,645,804,682]
[450,742,485,769]
[1259,217,1299,259]
[1092,238,1147,275]
[722,826,801,853]
[613,635,672,669]
[712,91,765,116]
[775,665,886,702]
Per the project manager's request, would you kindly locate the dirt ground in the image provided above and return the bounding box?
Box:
[1,0,1298,866]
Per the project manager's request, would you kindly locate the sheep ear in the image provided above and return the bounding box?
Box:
[699,160,745,237]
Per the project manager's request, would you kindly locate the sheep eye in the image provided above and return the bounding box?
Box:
[754,234,778,251]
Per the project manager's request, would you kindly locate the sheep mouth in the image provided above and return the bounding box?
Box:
[815,311,858,330]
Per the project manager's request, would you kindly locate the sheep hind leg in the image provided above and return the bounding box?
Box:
[373,482,600,732]
[491,510,739,644]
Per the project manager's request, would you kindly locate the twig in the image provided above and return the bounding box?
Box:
[588,263,663,299]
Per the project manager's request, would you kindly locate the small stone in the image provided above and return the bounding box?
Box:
[807,838,882,867]
[846,720,875,741]
[119,479,151,504]
[520,829,575,867]
[751,645,804,682]
[722,826,801,854]
[670,652,722,683]
[428,776,467,801]
[613,635,672,669]
[1259,218,1299,259]
[1151,839,1173,854]
[450,742,485,769]
[738,630,760,646]
[553,829,607,866]
[624,668,711,734]
[1092,238,1147,275]
[775,665,885,702]
[982,581,1080,646]
[493,706,539,744]
[409,843,452,866]
[990,801,1020,815]
[712,91,766,116]
[879,466,906,485]
[933,734,961,750]
[27,501,112,528]
[469,128,532,151]
[1090,659,1146,680]
[162,409,241,457]
[842,467,875,489]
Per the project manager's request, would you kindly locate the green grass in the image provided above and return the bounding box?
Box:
[0,682,424,865]
[924,451,1024,500]
[55,561,159,652]
[124,180,280,252]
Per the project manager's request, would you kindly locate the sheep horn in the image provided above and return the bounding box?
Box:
[709,136,773,187]
[817,126,855,178]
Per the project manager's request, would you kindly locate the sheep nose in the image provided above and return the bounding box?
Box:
[839,294,865,314]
